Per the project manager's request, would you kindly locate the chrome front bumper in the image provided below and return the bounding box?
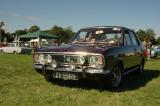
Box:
[33,64,111,75]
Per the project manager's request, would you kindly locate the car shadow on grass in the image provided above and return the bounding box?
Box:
[49,69,160,92]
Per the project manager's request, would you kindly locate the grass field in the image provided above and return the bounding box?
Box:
[0,54,160,106]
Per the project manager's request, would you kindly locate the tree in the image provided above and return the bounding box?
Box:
[136,28,156,44]
[0,21,5,43]
[63,27,75,42]
[49,26,75,43]
[136,29,146,41]
[14,29,27,36]
[5,32,13,42]
[157,37,160,45]
[49,26,64,35]
[28,25,40,33]
[145,29,156,41]
[13,29,27,41]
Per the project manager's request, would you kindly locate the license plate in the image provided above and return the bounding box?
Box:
[53,72,78,80]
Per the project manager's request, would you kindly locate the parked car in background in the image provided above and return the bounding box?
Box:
[33,26,145,88]
[0,43,6,51]
[151,45,160,57]
[0,42,32,54]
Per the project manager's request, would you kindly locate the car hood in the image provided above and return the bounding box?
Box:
[35,44,108,54]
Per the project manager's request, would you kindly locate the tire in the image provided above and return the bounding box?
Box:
[109,63,123,88]
[136,59,144,74]
[35,69,43,74]
[0,50,4,54]
[44,74,53,82]
[13,51,17,54]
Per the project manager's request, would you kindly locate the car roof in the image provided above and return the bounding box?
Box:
[81,26,132,31]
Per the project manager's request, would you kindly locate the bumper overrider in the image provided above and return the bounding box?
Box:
[33,52,112,80]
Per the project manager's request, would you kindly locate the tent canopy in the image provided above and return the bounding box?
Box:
[19,30,58,39]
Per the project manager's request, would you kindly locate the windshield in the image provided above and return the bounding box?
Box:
[71,27,123,45]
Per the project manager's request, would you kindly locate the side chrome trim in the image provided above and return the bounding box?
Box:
[123,67,139,75]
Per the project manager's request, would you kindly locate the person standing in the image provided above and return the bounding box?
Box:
[146,40,152,60]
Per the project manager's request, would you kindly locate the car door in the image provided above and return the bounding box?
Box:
[129,31,142,66]
[9,44,14,53]
[123,30,136,69]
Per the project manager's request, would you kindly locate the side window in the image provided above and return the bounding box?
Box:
[77,31,88,40]
[124,30,132,45]
[129,31,139,45]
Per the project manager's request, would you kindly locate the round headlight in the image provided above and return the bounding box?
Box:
[39,54,45,65]
[89,56,103,67]
[34,53,39,63]
[77,56,85,64]
[89,56,98,66]
[45,55,52,64]
[51,60,57,69]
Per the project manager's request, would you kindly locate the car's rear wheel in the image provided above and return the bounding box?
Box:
[137,59,144,74]
[110,63,123,88]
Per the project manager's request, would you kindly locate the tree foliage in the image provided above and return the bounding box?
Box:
[157,37,160,45]
[49,25,75,43]
[14,29,27,36]
[136,29,146,41]
[136,28,156,41]
[28,25,40,33]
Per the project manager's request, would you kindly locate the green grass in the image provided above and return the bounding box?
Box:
[0,54,160,106]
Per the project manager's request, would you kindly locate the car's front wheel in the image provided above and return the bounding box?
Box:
[44,75,53,82]
[110,64,123,88]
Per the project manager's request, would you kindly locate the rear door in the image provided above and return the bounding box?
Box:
[123,30,135,69]
[129,31,142,66]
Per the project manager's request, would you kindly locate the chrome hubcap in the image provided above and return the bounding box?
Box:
[112,67,121,87]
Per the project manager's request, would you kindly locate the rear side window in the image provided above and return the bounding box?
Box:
[129,31,139,45]
[124,30,132,45]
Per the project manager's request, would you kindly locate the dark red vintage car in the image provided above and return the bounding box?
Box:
[33,26,145,87]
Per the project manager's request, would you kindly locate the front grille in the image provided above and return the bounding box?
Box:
[54,55,66,63]
[42,53,104,69]
[45,54,81,67]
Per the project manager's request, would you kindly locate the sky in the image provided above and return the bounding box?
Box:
[0,0,160,37]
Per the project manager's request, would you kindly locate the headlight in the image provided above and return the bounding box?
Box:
[77,56,85,64]
[45,55,52,64]
[51,60,57,69]
[89,56,103,67]
[34,53,39,63]
[39,54,45,65]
